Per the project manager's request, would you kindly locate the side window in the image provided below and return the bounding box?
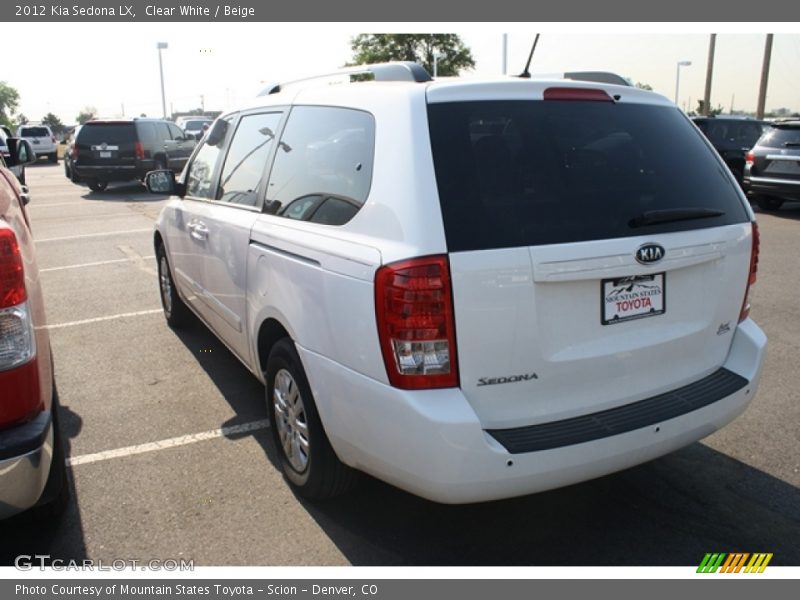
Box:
[267,106,375,225]
[168,124,184,140]
[155,122,171,142]
[137,123,156,146]
[217,112,282,207]
[185,122,232,199]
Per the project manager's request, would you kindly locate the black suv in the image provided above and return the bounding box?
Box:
[743,120,800,211]
[692,116,766,186]
[71,118,196,192]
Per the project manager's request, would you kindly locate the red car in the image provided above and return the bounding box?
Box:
[0,137,68,519]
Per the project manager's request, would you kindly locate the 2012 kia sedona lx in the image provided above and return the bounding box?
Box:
[147,63,766,503]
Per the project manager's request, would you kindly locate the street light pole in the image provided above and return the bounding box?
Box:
[433,51,445,78]
[674,60,692,108]
[157,42,168,119]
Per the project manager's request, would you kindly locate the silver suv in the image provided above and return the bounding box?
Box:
[147,63,766,504]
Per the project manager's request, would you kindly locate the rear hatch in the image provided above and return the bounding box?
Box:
[749,122,800,184]
[75,122,137,166]
[426,84,753,429]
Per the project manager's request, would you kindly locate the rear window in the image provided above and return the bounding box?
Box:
[77,123,136,145]
[428,100,749,252]
[757,125,800,148]
[20,127,50,137]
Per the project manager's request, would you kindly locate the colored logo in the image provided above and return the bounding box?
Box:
[697,552,773,573]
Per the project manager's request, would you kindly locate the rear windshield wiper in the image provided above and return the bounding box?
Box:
[629,208,725,228]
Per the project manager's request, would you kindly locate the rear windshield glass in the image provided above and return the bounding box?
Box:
[757,125,800,148]
[20,127,50,137]
[184,120,211,130]
[427,101,749,252]
[77,123,136,145]
[695,119,764,148]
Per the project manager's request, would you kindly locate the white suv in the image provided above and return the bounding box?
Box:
[147,63,766,504]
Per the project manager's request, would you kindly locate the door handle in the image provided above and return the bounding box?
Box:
[188,222,209,241]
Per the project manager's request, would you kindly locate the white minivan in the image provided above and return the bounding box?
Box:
[147,63,766,504]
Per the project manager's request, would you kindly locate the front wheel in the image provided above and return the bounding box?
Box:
[157,244,191,328]
[88,180,107,192]
[266,339,357,500]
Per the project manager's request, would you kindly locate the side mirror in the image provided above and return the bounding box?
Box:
[145,169,184,196]
[5,139,36,167]
[205,119,228,147]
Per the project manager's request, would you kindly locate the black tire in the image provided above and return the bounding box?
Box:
[157,243,191,328]
[756,196,784,211]
[266,339,358,500]
[49,153,58,163]
[88,180,107,192]
[33,386,70,518]
[153,157,167,171]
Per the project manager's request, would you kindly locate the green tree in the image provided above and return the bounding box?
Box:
[0,81,20,130]
[42,112,66,138]
[696,99,724,117]
[350,34,475,77]
[76,106,98,124]
[15,113,29,127]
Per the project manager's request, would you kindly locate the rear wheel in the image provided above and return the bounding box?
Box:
[266,339,357,500]
[157,244,191,328]
[756,196,784,211]
[49,153,58,163]
[88,180,107,192]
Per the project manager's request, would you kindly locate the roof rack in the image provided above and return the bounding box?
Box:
[258,62,432,96]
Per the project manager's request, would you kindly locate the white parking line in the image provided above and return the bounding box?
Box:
[40,255,156,272]
[46,308,163,330]
[67,420,270,467]
[28,201,97,208]
[35,228,152,243]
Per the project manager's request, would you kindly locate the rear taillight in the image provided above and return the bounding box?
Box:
[739,221,759,322]
[0,227,40,427]
[375,255,459,389]
[51,136,56,144]
[71,144,78,160]
[134,141,145,160]
[745,151,755,166]
[0,228,26,308]
[543,87,614,102]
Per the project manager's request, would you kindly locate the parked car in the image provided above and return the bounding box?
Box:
[71,118,196,192]
[147,63,766,504]
[16,125,58,163]
[743,119,800,211]
[692,116,766,186]
[62,126,81,183]
[178,117,214,141]
[0,138,69,520]
[0,128,26,184]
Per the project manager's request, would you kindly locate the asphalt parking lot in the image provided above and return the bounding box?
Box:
[1,162,799,566]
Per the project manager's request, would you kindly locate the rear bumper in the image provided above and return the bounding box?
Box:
[73,163,151,182]
[300,319,767,504]
[744,176,800,200]
[0,412,54,519]
[31,145,57,156]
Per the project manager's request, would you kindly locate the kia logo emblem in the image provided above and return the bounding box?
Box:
[635,243,665,264]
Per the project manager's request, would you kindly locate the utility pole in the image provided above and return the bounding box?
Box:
[502,33,508,75]
[756,34,773,120]
[702,34,716,116]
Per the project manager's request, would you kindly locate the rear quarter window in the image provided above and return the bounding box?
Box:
[267,106,375,225]
[428,100,750,252]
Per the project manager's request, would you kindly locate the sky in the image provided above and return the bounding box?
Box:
[3,23,799,126]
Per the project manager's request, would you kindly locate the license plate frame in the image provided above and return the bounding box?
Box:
[602,273,666,325]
